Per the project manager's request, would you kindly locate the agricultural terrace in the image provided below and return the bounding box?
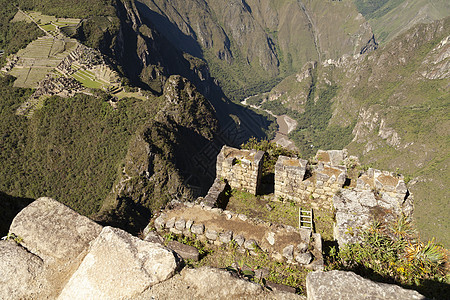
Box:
[7,36,77,88]
[11,10,80,37]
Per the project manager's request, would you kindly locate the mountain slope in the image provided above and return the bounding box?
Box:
[136,0,373,100]
[260,17,450,246]
[355,0,450,44]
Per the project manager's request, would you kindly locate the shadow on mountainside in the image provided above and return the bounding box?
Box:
[0,192,34,237]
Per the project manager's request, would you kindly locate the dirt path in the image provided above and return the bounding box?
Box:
[165,205,303,254]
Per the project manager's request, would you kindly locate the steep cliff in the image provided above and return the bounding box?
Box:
[135,0,373,100]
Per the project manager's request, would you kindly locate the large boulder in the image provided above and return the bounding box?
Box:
[306,271,426,300]
[0,240,46,300]
[8,197,103,298]
[58,226,180,299]
[9,197,102,264]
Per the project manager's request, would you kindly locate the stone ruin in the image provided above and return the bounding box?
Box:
[333,168,412,247]
[274,155,347,209]
[216,146,265,195]
[211,146,413,248]
[151,200,323,269]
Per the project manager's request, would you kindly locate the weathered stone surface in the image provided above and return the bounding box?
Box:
[9,197,102,265]
[181,267,265,298]
[297,242,308,253]
[154,215,166,230]
[144,231,164,245]
[0,240,46,300]
[165,217,176,229]
[219,230,233,243]
[205,229,218,241]
[306,271,426,300]
[191,224,205,235]
[175,219,186,231]
[185,219,194,230]
[238,214,248,221]
[295,252,313,265]
[282,245,294,261]
[139,266,305,299]
[234,234,245,247]
[58,227,179,300]
[266,231,276,245]
[243,239,258,250]
[266,281,297,294]
[168,240,200,261]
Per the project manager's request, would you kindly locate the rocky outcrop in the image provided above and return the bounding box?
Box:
[3,198,309,299]
[333,186,413,247]
[0,240,46,300]
[306,271,426,300]
[9,197,102,265]
[58,226,180,299]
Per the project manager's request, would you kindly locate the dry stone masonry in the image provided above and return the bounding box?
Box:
[149,201,323,270]
[334,168,413,247]
[212,146,413,249]
[216,145,264,195]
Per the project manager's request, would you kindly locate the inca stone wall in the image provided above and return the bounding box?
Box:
[216,146,264,195]
[274,157,347,209]
[356,168,410,215]
[274,156,308,203]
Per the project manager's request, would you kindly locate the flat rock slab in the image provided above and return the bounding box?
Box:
[9,197,102,264]
[58,226,179,300]
[168,240,200,261]
[306,271,426,300]
[138,266,305,299]
[0,240,46,300]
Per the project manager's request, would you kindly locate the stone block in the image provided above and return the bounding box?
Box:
[154,215,166,231]
[266,232,275,245]
[282,245,294,261]
[165,217,176,229]
[175,219,186,231]
[58,227,179,300]
[306,270,426,300]
[233,235,245,247]
[144,231,164,245]
[238,214,248,221]
[243,239,258,250]
[168,240,200,261]
[219,231,233,244]
[205,229,218,241]
[296,252,313,265]
[191,224,205,235]
[170,228,182,235]
[186,220,194,230]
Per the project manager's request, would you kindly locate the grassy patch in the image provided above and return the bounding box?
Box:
[163,232,311,295]
[227,189,335,241]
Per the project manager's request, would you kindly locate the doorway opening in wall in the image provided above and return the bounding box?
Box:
[258,172,275,195]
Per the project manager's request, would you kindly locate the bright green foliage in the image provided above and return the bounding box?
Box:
[328,218,449,298]
[241,137,299,175]
[0,1,43,65]
[288,83,354,157]
[0,76,160,216]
